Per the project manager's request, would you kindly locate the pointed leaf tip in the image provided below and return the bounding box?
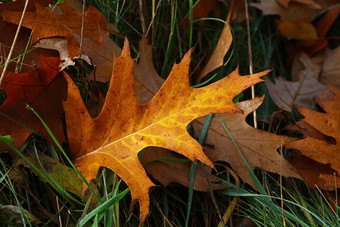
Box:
[185,48,193,58]
[122,37,131,55]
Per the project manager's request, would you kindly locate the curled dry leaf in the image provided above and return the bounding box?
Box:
[285,84,340,190]
[193,97,300,190]
[266,52,329,112]
[63,39,267,223]
[306,5,340,55]
[34,38,91,69]
[0,55,66,155]
[196,11,232,83]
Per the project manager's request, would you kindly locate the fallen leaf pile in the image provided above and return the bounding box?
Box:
[254,0,340,194]
[0,1,107,59]
[0,0,271,223]
[253,0,340,55]
[2,0,340,225]
[285,84,340,190]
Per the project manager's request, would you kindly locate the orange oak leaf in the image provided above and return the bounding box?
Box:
[0,55,66,154]
[0,0,107,59]
[132,37,226,192]
[63,39,268,223]
[285,84,340,190]
[130,37,225,192]
[284,118,338,189]
[193,97,300,189]
[305,5,340,55]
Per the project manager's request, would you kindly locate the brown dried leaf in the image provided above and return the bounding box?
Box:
[134,36,164,104]
[141,148,225,191]
[71,26,121,82]
[322,47,340,87]
[251,0,336,22]
[197,15,232,83]
[193,97,300,189]
[266,52,329,112]
[34,38,91,69]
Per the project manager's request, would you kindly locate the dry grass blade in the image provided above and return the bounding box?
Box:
[0,0,29,88]
[216,164,239,227]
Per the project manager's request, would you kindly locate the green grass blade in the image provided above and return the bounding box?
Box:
[188,0,194,48]
[19,31,33,72]
[0,135,83,205]
[220,188,327,227]
[0,48,37,68]
[219,118,267,195]
[79,188,130,227]
[185,161,197,227]
[185,113,213,227]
